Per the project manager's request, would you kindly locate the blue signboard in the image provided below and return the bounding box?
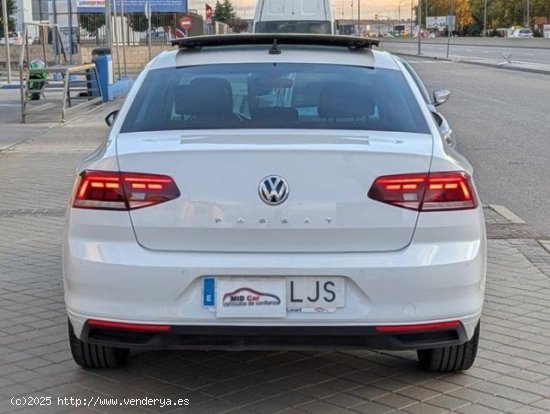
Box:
[76,0,187,13]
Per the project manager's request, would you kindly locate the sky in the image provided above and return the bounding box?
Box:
[189,0,417,21]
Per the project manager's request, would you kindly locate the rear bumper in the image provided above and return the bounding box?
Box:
[78,321,471,351]
[64,207,486,349]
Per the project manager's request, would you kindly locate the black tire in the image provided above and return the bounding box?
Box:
[68,321,129,369]
[417,322,480,372]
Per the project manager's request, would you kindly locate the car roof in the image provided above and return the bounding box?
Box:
[149,34,399,71]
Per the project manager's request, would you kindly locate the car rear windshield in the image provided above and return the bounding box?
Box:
[121,63,430,134]
[255,21,333,34]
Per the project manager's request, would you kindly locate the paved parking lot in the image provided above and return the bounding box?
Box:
[1,105,550,413]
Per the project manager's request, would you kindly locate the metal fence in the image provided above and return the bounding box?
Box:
[78,13,201,46]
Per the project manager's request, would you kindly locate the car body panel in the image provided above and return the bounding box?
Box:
[63,38,486,353]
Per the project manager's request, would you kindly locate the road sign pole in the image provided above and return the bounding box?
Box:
[105,0,112,47]
[483,0,488,37]
[121,0,127,77]
[446,2,454,59]
[1,0,11,83]
[357,0,360,37]
[145,2,151,61]
[417,0,421,54]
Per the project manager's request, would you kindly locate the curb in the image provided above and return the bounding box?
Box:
[392,51,550,75]
[381,39,550,51]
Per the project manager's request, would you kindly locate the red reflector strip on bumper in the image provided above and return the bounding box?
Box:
[87,320,171,333]
[375,320,461,334]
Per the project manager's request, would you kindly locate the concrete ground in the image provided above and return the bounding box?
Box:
[1,87,550,413]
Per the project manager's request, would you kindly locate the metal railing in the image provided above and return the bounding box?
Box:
[18,22,103,123]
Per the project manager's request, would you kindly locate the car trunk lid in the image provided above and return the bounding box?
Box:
[117,130,433,253]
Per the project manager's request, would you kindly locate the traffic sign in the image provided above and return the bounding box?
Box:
[180,16,193,30]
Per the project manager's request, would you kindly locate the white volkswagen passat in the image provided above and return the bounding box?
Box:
[64,34,486,371]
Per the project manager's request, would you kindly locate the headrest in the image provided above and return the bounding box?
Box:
[175,77,234,116]
[317,82,375,119]
[251,107,299,125]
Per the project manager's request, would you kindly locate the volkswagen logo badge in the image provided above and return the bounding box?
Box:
[259,176,289,205]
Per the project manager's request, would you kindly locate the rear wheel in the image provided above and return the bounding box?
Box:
[417,322,480,372]
[68,321,129,369]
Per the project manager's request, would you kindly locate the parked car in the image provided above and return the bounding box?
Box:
[510,28,534,38]
[64,34,486,372]
[0,31,33,45]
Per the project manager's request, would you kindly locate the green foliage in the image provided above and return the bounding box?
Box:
[0,0,17,33]
[78,13,105,35]
[469,0,550,29]
[127,13,174,32]
[213,0,237,24]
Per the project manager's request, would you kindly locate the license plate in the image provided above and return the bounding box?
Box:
[214,278,286,318]
[203,277,345,317]
[287,277,345,311]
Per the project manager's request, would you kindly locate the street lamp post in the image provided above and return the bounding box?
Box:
[398,0,407,25]
[410,0,413,35]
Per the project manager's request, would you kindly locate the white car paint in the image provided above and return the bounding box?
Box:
[64,38,486,355]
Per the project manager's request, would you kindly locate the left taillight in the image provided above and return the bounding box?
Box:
[72,170,180,210]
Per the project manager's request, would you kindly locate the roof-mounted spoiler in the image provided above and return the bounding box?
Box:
[171,34,380,51]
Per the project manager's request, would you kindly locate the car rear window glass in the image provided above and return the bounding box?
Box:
[121,63,430,134]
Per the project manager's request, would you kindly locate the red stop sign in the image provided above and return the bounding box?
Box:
[179,16,193,30]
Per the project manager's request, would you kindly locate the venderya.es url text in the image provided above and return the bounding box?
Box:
[11,396,190,408]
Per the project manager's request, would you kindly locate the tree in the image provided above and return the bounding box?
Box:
[78,13,105,36]
[0,0,17,35]
[213,0,237,24]
[419,0,473,32]
[127,13,149,32]
[127,12,174,32]
[469,0,550,30]
[455,0,474,30]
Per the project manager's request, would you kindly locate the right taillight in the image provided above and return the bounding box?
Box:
[72,170,180,211]
[368,171,477,211]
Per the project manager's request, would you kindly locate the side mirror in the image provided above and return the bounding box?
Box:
[105,110,119,127]
[433,89,451,107]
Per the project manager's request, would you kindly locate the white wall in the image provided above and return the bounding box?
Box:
[14,0,35,31]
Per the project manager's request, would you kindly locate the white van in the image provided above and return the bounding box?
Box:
[253,0,335,34]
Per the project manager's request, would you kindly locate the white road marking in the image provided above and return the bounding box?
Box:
[485,97,507,105]
[489,205,526,224]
